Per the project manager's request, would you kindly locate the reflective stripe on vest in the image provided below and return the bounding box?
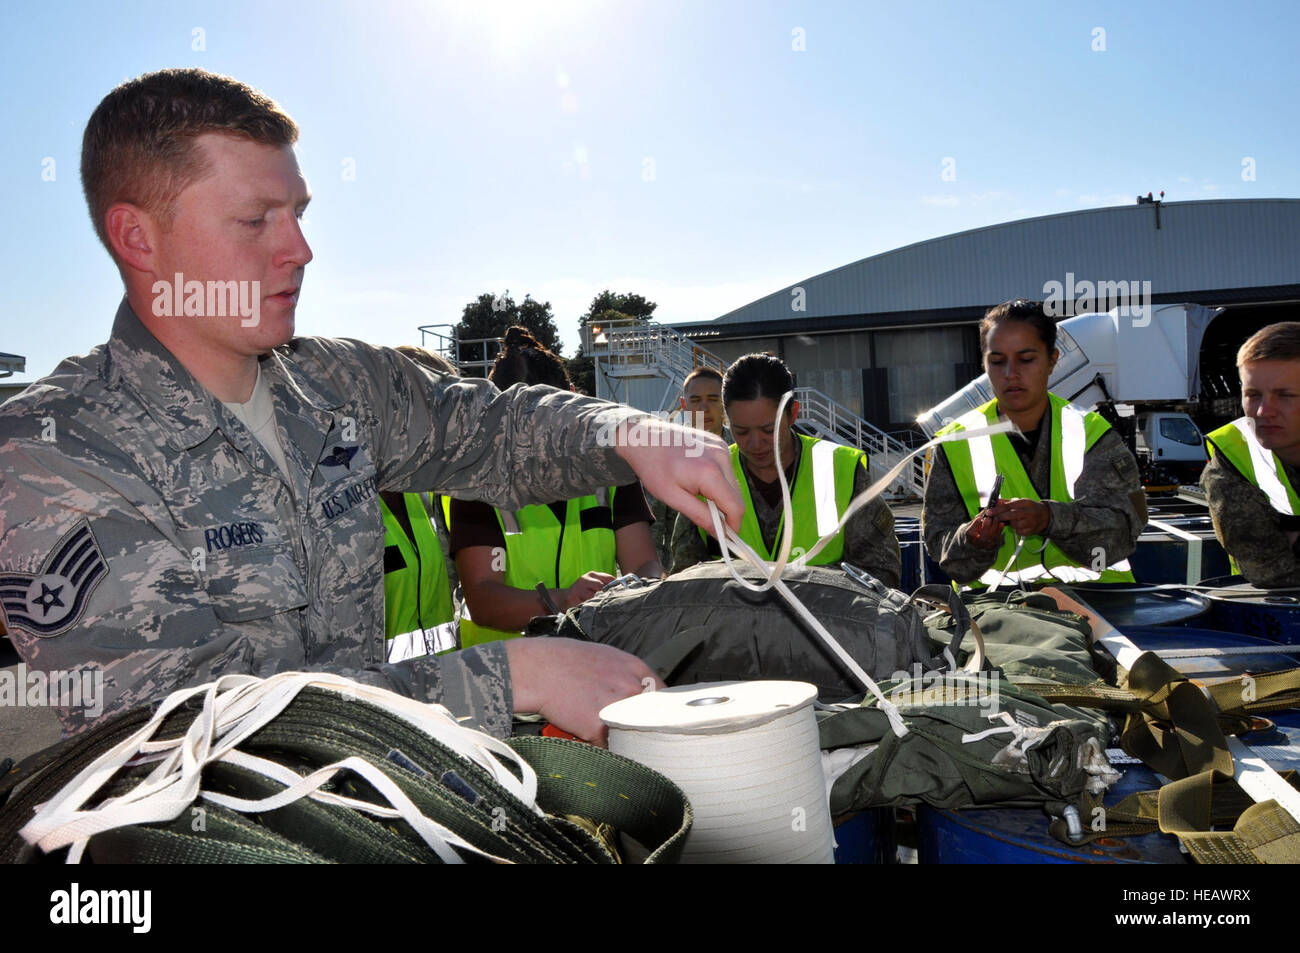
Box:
[811,440,840,538]
[459,489,618,647]
[730,434,864,566]
[939,393,1133,587]
[1209,417,1300,516]
[387,621,459,662]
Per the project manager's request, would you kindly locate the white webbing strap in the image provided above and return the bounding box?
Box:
[978,560,1132,587]
[20,671,543,864]
[1237,417,1298,515]
[1227,736,1300,824]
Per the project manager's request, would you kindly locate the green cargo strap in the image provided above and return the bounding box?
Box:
[505,736,692,865]
[1023,663,1300,775]
[1057,768,1300,864]
[1,686,692,865]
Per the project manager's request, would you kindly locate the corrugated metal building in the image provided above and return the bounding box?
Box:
[674,198,1300,433]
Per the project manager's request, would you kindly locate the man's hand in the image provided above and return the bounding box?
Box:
[614,419,743,535]
[560,571,616,611]
[507,638,663,745]
[988,498,1050,537]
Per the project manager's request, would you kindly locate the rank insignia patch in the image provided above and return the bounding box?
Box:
[0,521,108,637]
[320,444,360,471]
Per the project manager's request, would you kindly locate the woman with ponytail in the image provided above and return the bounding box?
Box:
[449,327,664,644]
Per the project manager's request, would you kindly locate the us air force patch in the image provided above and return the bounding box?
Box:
[0,521,108,637]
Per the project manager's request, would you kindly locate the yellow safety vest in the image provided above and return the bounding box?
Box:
[380,493,456,661]
[1207,417,1300,574]
[937,393,1135,587]
[458,490,618,646]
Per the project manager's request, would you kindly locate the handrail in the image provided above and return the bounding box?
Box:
[579,319,925,496]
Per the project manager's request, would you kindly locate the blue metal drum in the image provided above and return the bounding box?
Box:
[832,809,891,864]
[917,758,1189,864]
[1067,584,1210,628]
[1130,503,1232,585]
[1197,577,1300,645]
[916,627,1299,863]
[1120,626,1300,678]
[894,516,923,593]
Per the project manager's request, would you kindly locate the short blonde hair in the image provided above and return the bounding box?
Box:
[1237,322,1300,367]
[82,69,298,263]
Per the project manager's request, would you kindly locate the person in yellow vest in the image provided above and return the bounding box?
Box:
[377,346,461,660]
[452,327,665,645]
[923,299,1146,588]
[1203,322,1300,587]
[669,353,900,586]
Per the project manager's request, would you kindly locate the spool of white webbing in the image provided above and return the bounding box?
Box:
[600,680,834,864]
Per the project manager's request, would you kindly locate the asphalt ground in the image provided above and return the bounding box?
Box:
[0,637,63,765]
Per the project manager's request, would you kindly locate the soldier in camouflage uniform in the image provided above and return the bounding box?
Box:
[1202,322,1300,588]
[0,69,741,746]
[923,300,1146,586]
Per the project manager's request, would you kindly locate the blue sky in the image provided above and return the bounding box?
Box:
[3,0,1297,383]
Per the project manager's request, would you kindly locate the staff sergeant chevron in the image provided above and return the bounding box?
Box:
[0,520,108,638]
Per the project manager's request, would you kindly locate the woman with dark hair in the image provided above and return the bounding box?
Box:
[450,327,663,644]
[923,299,1145,587]
[670,352,900,586]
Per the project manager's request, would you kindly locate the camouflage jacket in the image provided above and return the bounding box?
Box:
[922,412,1147,584]
[668,457,901,588]
[0,301,642,737]
[647,495,677,571]
[1201,449,1300,587]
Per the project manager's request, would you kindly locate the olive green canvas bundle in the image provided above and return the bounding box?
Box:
[0,675,691,865]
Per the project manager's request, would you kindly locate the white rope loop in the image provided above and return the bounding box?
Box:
[704,393,1013,736]
[20,671,543,864]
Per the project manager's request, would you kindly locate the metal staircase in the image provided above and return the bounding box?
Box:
[582,318,924,499]
[581,317,725,416]
[792,387,925,499]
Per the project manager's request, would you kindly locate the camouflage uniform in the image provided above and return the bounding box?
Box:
[647,495,678,572]
[0,301,643,738]
[668,460,901,588]
[1201,450,1300,587]
[922,412,1147,584]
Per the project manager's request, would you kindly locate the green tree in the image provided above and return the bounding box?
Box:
[454,291,563,376]
[569,290,659,395]
[578,290,657,328]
